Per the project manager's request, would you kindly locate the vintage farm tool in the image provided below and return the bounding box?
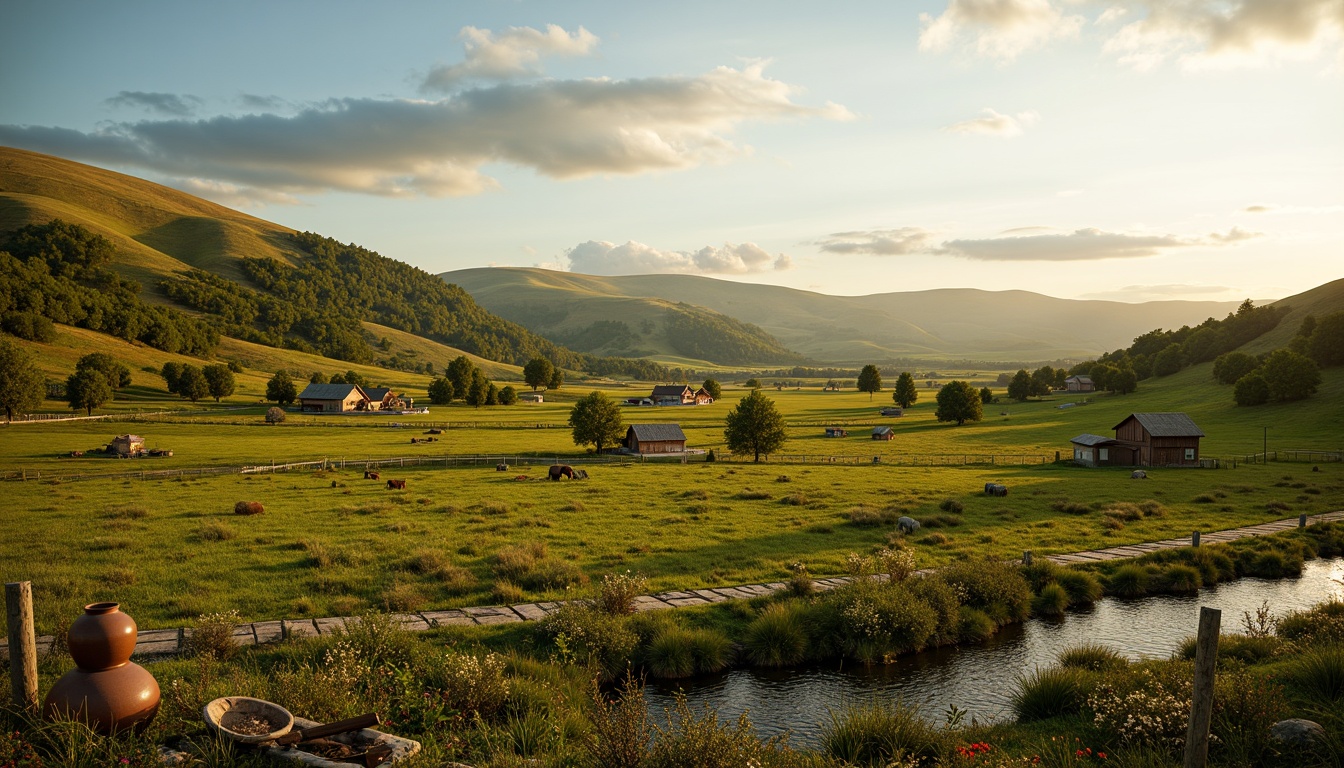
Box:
[274,712,380,745]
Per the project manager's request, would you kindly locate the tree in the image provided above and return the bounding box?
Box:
[1110,368,1138,395]
[1089,364,1117,393]
[569,391,625,453]
[465,369,489,408]
[744,378,761,389]
[856,365,882,400]
[486,382,499,406]
[1152,345,1185,377]
[723,390,788,462]
[160,362,185,394]
[548,367,564,390]
[498,385,518,405]
[1006,369,1033,402]
[934,381,983,426]
[1259,349,1321,402]
[447,356,476,400]
[342,370,368,389]
[265,406,286,424]
[310,371,329,384]
[1030,366,1055,396]
[67,368,112,415]
[979,386,994,405]
[893,372,918,408]
[203,364,235,402]
[1307,312,1344,367]
[0,340,45,423]
[523,357,554,391]
[176,364,209,402]
[1212,352,1259,385]
[427,377,454,405]
[75,353,130,390]
[1234,373,1270,406]
[266,371,297,405]
[701,379,722,400]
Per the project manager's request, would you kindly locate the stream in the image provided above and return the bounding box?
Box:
[645,558,1344,744]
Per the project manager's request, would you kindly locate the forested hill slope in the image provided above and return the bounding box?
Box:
[0,147,644,374]
[445,267,1249,364]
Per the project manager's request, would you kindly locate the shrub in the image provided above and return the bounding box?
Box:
[644,626,698,678]
[1107,564,1149,597]
[1139,499,1168,517]
[688,628,733,674]
[1021,561,1061,592]
[195,521,236,541]
[595,571,649,616]
[583,676,651,768]
[1054,569,1104,605]
[1052,500,1091,515]
[820,700,944,766]
[921,532,949,545]
[492,580,526,604]
[1212,668,1291,765]
[439,651,512,717]
[645,697,797,768]
[233,501,264,515]
[1181,633,1282,664]
[957,607,996,643]
[938,498,964,513]
[1011,666,1092,721]
[909,575,961,646]
[743,603,810,667]
[1058,642,1127,672]
[1245,550,1301,578]
[380,581,427,612]
[1277,598,1344,646]
[779,493,810,506]
[737,489,772,500]
[943,558,1031,623]
[1032,583,1069,616]
[184,610,241,661]
[1282,645,1344,704]
[786,562,814,597]
[1156,564,1202,594]
[265,406,285,424]
[876,547,916,582]
[542,603,639,681]
[834,582,940,662]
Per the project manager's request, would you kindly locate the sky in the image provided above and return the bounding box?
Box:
[1,0,1341,303]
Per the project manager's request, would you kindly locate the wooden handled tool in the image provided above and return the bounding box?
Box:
[274,713,380,746]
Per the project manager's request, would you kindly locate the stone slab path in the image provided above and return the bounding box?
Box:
[6,510,1342,661]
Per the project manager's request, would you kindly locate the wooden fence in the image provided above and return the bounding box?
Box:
[717,453,1055,466]
[1233,450,1343,465]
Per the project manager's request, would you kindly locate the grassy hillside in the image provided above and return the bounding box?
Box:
[445,267,1249,365]
[1244,276,1344,354]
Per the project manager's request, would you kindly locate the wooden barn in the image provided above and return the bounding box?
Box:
[298,382,370,413]
[110,434,145,457]
[872,426,895,441]
[693,387,715,405]
[1065,375,1095,392]
[824,427,848,438]
[650,385,695,406]
[1069,433,1118,467]
[1112,412,1205,467]
[624,423,687,454]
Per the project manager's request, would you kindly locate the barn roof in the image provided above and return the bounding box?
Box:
[113,434,144,442]
[628,423,687,442]
[298,383,364,400]
[363,387,394,401]
[1113,412,1206,437]
[1066,375,1094,384]
[872,426,894,436]
[650,385,693,396]
[1070,433,1114,446]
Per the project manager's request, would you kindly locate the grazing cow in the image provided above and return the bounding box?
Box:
[387,479,406,490]
[410,438,418,444]
[548,464,575,481]
[897,516,920,534]
[364,470,380,480]
[496,463,509,472]
[573,468,589,480]
[1131,470,1147,479]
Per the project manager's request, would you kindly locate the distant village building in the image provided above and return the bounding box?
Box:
[824,427,848,438]
[298,383,369,413]
[650,385,696,406]
[693,387,715,405]
[624,423,688,454]
[871,426,895,441]
[1065,375,1095,393]
[880,407,903,417]
[1070,412,1205,467]
[519,392,544,403]
[110,434,145,457]
[624,397,654,406]
[362,387,409,411]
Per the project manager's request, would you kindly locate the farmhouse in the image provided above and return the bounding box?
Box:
[298,382,369,413]
[824,427,848,438]
[693,387,715,405]
[650,385,695,406]
[872,426,895,441]
[1069,433,1117,467]
[1065,375,1095,392]
[110,434,145,457]
[362,387,408,411]
[624,423,688,454]
[1113,412,1205,467]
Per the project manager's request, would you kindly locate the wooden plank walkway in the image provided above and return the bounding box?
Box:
[6,510,1342,660]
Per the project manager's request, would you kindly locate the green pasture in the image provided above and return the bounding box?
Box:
[4,457,1341,633]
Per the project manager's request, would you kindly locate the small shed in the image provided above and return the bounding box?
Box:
[519,392,544,403]
[1113,412,1205,467]
[879,407,903,417]
[111,434,145,457]
[298,383,370,413]
[871,426,895,441]
[1070,434,1118,467]
[824,427,848,438]
[1065,376,1095,392]
[624,423,687,454]
[693,387,715,405]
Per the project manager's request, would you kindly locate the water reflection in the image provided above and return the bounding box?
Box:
[646,559,1344,744]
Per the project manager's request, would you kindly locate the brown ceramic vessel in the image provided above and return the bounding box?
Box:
[43,603,160,734]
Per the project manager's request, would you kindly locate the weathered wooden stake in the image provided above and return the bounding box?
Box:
[1022,550,1033,566]
[1192,530,1201,547]
[1183,606,1221,768]
[1299,514,1308,528]
[5,581,39,714]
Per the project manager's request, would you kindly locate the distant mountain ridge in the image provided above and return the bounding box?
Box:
[443,267,1254,364]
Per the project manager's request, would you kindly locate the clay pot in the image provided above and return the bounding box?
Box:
[43,603,160,734]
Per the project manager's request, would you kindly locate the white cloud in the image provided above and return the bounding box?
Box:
[944,108,1039,136]
[937,226,1263,261]
[0,63,851,199]
[173,178,303,207]
[422,24,600,91]
[104,91,203,117]
[815,228,940,255]
[918,0,1084,60]
[565,240,792,275]
[1102,0,1344,70]
[1244,202,1344,214]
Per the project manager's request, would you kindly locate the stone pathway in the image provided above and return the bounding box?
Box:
[6,510,1342,661]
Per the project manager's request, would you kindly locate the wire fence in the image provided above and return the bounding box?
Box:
[1233,450,1343,465]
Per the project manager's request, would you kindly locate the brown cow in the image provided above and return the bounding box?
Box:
[548,464,575,480]
[387,479,406,490]
[364,470,380,480]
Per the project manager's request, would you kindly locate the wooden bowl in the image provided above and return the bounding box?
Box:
[203,696,294,744]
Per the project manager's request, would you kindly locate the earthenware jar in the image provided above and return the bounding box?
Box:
[43,602,160,733]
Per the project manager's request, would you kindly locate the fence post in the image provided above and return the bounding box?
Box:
[1183,607,1221,768]
[1192,530,1200,547]
[1022,550,1032,566]
[1299,514,1308,528]
[5,581,39,714]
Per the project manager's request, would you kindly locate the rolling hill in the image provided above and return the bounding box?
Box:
[443,267,1254,365]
